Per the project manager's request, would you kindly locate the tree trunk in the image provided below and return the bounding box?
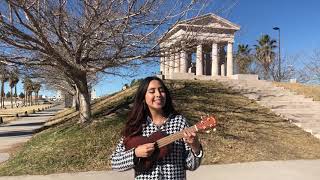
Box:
[72,90,80,111]
[0,82,2,109]
[76,74,91,123]
[1,81,4,108]
[10,87,13,108]
[35,92,38,105]
[28,93,31,106]
[24,90,26,106]
[79,91,91,123]
[14,85,17,107]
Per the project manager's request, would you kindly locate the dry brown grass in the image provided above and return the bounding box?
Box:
[273,82,320,101]
[0,104,53,123]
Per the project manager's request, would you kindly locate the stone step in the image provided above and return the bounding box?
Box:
[233,87,290,95]
[234,86,281,91]
[258,100,319,105]
[217,77,320,140]
[270,108,320,114]
[257,99,318,104]
[289,117,320,124]
[273,112,320,120]
[267,104,320,109]
[257,96,314,102]
[282,113,320,119]
[293,123,320,135]
[219,82,274,89]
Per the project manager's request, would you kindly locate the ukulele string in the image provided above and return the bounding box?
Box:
[157,126,196,148]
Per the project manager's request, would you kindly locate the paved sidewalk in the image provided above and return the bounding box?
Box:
[0,159,320,179]
[0,105,64,163]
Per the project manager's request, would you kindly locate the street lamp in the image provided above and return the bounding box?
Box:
[273,27,281,81]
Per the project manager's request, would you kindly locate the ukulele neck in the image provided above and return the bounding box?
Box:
[156,125,197,148]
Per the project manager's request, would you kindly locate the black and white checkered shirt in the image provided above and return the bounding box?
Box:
[111,114,203,180]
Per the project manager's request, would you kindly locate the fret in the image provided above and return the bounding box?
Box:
[156,125,197,148]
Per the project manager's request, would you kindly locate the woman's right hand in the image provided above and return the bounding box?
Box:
[134,143,155,158]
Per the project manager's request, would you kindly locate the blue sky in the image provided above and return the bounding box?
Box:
[4,0,320,97]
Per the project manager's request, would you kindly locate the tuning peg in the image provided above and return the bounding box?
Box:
[213,128,217,132]
[205,130,211,134]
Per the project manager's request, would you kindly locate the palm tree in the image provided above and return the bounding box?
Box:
[0,63,9,108]
[33,83,41,105]
[235,44,253,74]
[8,69,19,108]
[254,34,277,79]
[13,76,19,107]
[23,77,33,106]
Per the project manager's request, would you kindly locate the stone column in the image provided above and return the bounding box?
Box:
[221,63,225,76]
[164,51,170,76]
[169,49,175,75]
[180,49,187,73]
[227,42,233,76]
[196,44,203,75]
[174,51,180,73]
[160,53,165,75]
[211,43,219,76]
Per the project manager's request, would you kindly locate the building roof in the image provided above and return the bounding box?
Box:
[159,13,240,43]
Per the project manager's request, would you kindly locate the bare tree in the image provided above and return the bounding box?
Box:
[27,64,100,110]
[8,68,19,108]
[0,62,9,108]
[270,54,298,82]
[33,82,41,105]
[0,0,207,122]
[301,50,320,83]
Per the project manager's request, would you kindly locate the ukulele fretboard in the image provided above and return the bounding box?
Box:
[156,125,197,148]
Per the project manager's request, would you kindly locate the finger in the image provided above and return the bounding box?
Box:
[145,143,155,148]
[185,130,192,136]
[147,146,155,151]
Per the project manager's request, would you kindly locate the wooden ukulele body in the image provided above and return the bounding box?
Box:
[125,131,171,171]
[124,114,217,171]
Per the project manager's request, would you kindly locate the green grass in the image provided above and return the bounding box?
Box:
[1,80,320,175]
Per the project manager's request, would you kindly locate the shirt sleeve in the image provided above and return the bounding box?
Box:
[110,137,135,171]
[180,116,203,171]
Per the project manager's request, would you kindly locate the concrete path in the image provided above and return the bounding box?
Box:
[0,159,320,179]
[0,104,64,163]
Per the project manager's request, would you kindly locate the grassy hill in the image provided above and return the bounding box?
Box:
[1,80,320,175]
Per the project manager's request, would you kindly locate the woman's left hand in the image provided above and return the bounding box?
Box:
[183,129,201,154]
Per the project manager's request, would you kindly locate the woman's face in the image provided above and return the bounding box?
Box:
[145,80,166,112]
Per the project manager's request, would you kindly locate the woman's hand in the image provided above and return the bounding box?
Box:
[183,129,201,154]
[134,143,155,158]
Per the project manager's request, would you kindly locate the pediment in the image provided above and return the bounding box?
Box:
[159,13,240,43]
[181,13,240,30]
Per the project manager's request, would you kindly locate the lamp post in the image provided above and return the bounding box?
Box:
[273,27,281,81]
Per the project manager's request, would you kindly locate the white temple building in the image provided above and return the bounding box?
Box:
[158,14,256,80]
[91,89,97,100]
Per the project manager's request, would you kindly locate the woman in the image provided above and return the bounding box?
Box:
[111,76,203,179]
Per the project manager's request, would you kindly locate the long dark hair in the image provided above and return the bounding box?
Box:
[121,76,176,138]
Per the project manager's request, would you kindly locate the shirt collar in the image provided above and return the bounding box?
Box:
[146,113,173,124]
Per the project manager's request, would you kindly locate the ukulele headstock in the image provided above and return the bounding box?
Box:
[195,115,217,132]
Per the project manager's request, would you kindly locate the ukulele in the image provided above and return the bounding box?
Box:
[124,115,217,171]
